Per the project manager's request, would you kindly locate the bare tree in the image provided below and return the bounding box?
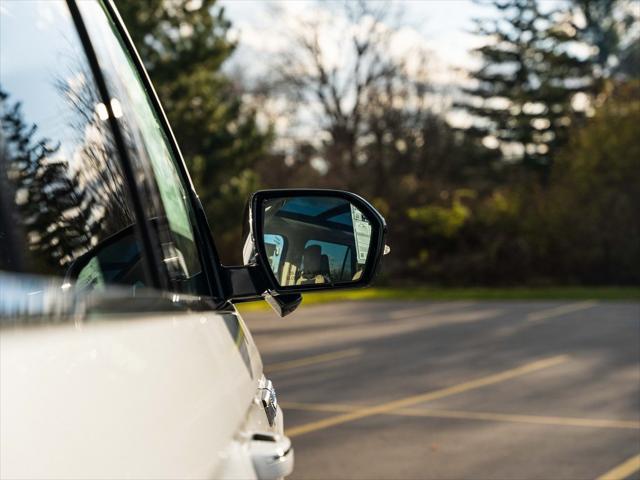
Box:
[262,1,492,281]
[272,1,433,191]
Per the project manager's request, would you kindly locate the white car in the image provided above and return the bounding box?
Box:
[0,1,387,479]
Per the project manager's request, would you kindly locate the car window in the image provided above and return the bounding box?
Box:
[264,234,286,274]
[0,1,145,291]
[76,1,204,294]
[304,240,354,283]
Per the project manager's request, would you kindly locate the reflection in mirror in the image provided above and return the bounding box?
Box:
[262,196,373,287]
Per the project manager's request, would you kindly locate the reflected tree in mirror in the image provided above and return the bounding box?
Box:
[262,196,373,287]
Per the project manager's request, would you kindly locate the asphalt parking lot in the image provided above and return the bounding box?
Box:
[242,300,640,480]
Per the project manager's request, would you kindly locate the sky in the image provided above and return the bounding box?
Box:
[216,0,504,142]
[219,0,494,73]
[218,0,505,137]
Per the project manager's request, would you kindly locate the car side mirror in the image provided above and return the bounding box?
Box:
[224,189,388,316]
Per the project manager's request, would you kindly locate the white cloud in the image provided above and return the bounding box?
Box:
[219,0,519,139]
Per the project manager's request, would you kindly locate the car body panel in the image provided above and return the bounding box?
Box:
[0,1,296,477]
[0,304,271,479]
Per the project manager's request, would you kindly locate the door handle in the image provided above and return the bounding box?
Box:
[250,432,294,480]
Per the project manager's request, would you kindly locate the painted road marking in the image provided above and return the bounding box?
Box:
[389,303,474,321]
[281,401,640,430]
[266,348,363,373]
[286,354,569,437]
[527,301,598,322]
[596,454,640,480]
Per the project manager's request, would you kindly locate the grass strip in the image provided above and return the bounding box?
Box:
[236,286,640,311]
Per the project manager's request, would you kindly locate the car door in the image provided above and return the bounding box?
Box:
[0,1,279,478]
[0,280,267,479]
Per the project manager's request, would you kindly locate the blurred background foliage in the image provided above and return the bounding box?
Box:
[117,0,639,286]
[117,0,271,258]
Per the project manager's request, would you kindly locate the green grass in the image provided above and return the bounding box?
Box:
[236,286,640,311]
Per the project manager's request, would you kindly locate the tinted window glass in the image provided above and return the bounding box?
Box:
[77,1,204,294]
[0,1,145,290]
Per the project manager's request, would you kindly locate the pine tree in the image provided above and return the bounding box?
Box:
[459,0,593,179]
[569,0,640,79]
[0,90,90,272]
[117,0,271,261]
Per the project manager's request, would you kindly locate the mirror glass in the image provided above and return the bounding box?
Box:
[262,196,373,287]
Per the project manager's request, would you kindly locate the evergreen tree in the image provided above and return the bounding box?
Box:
[117,0,271,261]
[459,0,593,178]
[534,81,640,284]
[569,0,639,79]
[0,90,91,272]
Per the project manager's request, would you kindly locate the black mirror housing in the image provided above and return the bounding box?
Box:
[224,189,388,316]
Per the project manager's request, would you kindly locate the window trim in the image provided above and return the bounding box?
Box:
[65,0,167,291]
[99,0,225,302]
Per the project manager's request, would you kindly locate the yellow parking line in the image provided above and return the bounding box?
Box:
[281,401,640,430]
[397,408,640,430]
[527,301,598,322]
[282,401,359,413]
[267,348,363,373]
[596,454,640,480]
[286,354,569,437]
